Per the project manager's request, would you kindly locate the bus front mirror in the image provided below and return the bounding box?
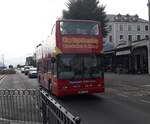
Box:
[51,57,56,63]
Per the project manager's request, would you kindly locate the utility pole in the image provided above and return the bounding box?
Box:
[147,0,150,74]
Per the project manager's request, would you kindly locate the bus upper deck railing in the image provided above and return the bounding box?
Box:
[0,89,81,124]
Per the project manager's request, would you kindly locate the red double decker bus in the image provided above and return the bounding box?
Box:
[36,19,104,96]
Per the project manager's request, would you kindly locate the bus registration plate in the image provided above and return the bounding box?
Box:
[78,91,88,94]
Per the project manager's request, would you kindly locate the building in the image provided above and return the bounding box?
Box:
[104,14,149,47]
[104,14,149,74]
[25,56,36,67]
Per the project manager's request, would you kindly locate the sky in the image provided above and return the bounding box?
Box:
[0,0,149,66]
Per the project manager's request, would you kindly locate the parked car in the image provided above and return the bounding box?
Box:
[21,67,25,73]
[24,66,31,75]
[28,67,37,78]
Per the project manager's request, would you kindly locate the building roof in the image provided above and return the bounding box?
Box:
[107,14,148,23]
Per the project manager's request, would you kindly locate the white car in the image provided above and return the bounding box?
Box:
[21,67,25,73]
[24,66,32,75]
[28,67,37,78]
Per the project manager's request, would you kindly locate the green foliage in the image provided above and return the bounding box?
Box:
[63,0,108,37]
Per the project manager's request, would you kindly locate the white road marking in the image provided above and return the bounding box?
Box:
[0,75,6,85]
[143,85,150,87]
[117,93,128,98]
[141,99,150,104]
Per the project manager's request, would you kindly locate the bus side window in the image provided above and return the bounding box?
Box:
[44,61,47,73]
[38,62,42,73]
[47,60,51,72]
[37,62,39,72]
[52,63,57,75]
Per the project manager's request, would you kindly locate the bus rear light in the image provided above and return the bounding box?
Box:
[63,86,68,89]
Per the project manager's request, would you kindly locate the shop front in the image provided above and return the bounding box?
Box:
[132,46,148,74]
[115,48,131,73]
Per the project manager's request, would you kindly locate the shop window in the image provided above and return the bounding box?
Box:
[137,35,141,40]
[145,35,149,39]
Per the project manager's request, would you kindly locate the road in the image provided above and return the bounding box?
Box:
[0,72,150,124]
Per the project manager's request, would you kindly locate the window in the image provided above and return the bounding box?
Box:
[47,60,51,72]
[57,54,103,80]
[108,25,112,31]
[128,35,132,41]
[145,35,149,39]
[60,21,99,35]
[119,25,123,31]
[120,35,124,40]
[145,25,148,31]
[137,35,141,40]
[137,25,140,31]
[128,25,132,31]
[44,61,47,73]
[109,35,112,42]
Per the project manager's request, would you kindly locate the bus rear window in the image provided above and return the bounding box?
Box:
[60,21,99,36]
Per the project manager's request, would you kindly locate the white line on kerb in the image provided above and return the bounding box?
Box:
[141,100,150,104]
[117,93,128,98]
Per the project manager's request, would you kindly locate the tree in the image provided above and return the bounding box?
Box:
[63,0,108,37]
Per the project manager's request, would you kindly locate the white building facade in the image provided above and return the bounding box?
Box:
[104,14,150,74]
[104,14,149,47]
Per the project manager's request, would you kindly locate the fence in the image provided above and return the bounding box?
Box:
[41,89,81,124]
[0,89,42,124]
[0,89,81,124]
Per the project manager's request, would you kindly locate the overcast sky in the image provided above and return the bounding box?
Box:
[0,0,149,66]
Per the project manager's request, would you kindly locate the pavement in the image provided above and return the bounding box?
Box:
[105,73,150,99]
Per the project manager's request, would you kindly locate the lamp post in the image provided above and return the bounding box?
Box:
[147,0,150,74]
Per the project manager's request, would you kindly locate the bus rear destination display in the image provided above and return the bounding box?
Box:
[62,37,99,49]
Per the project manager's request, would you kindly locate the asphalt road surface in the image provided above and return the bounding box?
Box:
[0,72,150,124]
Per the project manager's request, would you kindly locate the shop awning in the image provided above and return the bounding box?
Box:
[116,50,130,56]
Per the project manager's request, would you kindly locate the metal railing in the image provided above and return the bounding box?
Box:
[0,89,42,124]
[41,89,81,124]
[0,89,81,124]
